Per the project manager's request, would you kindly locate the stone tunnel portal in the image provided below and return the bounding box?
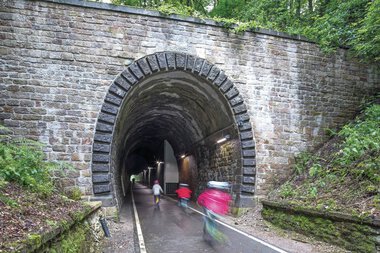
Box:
[91,53,256,211]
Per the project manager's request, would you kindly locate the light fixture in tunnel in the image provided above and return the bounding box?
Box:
[180,154,186,159]
[216,135,230,144]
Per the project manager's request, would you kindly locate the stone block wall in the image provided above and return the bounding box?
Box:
[1,0,379,199]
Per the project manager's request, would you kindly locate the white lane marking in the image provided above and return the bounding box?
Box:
[186,205,288,253]
[131,188,147,253]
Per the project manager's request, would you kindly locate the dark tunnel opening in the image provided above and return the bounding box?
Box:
[111,70,240,207]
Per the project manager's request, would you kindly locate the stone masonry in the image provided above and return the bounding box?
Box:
[1,0,379,208]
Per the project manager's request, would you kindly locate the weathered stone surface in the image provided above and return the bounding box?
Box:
[186,55,196,71]
[240,131,253,140]
[220,79,233,93]
[242,149,256,157]
[114,75,131,91]
[243,167,255,175]
[225,87,239,99]
[137,58,151,75]
[92,173,110,183]
[92,154,110,163]
[93,143,110,153]
[243,159,256,166]
[166,52,176,69]
[207,66,220,81]
[242,140,255,149]
[175,53,186,69]
[200,61,212,77]
[94,133,112,143]
[233,104,247,114]
[93,184,111,194]
[213,72,227,87]
[108,83,126,98]
[157,52,168,70]
[243,176,255,184]
[121,70,137,85]
[101,103,118,115]
[146,55,159,72]
[98,112,116,124]
[229,95,244,107]
[193,58,204,74]
[96,122,113,133]
[92,163,110,172]
[128,63,144,80]
[105,93,122,106]
[241,185,255,194]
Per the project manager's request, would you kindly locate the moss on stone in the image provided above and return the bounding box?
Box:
[27,234,42,249]
[262,207,377,253]
[45,222,96,253]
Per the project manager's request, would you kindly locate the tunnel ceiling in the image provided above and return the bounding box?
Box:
[117,71,234,174]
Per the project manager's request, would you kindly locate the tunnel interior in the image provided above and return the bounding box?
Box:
[111,70,241,207]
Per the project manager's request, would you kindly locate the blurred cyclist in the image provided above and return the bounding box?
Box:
[175,183,192,212]
[197,181,232,245]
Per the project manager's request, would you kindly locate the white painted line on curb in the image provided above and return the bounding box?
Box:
[131,188,147,253]
[187,205,288,253]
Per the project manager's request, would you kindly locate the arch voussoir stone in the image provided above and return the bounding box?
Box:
[146,55,160,72]
[193,58,204,74]
[213,71,227,87]
[207,66,220,81]
[186,55,196,71]
[175,53,186,70]
[166,52,176,69]
[121,69,138,85]
[156,52,168,70]
[200,60,212,77]
[137,58,152,75]
[128,63,145,80]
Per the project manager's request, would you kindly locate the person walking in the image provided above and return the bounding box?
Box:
[152,180,163,208]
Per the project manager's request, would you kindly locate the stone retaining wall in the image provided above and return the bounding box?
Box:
[262,200,380,253]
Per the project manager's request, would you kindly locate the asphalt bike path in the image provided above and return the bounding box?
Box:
[132,183,288,253]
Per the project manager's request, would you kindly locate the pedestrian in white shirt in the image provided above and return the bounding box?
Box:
[152,180,163,208]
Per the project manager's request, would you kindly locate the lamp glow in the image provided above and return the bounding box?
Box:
[216,135,230,144]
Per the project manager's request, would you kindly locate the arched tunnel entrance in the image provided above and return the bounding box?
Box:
[91,52,256,212]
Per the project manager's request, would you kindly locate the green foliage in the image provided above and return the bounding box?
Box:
[279,182,296,198]
[111,0,380,62]
[337,104,380,182]
[293,152,314,175]
[271,99,380,215]
[309,163,322,177]
[0,127,55,196]
[65,187,83,201]
[351,0,380,62]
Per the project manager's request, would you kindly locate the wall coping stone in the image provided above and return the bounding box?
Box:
[262,199,380,227]
[16,201,102,253]
[41,0,312,43]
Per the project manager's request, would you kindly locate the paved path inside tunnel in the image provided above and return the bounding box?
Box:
[131,183,288,253]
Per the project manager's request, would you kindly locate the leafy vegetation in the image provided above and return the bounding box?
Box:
[0,126,78,199]
[269,99,380,217]
[110,0,380,63]
[0,126,56,196]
